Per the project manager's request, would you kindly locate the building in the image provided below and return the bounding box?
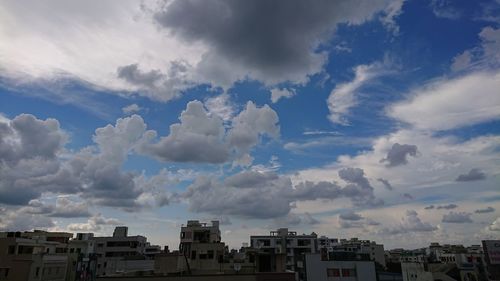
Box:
[250,228,317,281]
[305,253,377,281]
[0,231,71,281]
[178,220,225,274]
[333,238,386,268]
[482,240,500,281]
[94,227,153,277]
[67,233,97,281]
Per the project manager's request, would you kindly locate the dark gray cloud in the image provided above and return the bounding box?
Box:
[456,168,486,182]
[402,193,414,200]
[338,168,384,207]
[380,143,418,167]
[377,178,393,190]
[442,212,473,223]
[339,211,364,221]
[116,61,194,102]
[224,171,279,188]
[153,0,404,86]
[424,205,435,210]
[117,64,164,87]
[475,206,495,214]
[436,204,458,210]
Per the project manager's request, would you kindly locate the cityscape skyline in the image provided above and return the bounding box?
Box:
[1,0,500,253]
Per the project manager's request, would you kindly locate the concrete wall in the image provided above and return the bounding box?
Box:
[305,253,377,281]
[97,272,294,281]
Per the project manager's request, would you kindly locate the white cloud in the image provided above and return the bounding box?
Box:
[67,213,121,232]
[327,62,387,125]
[122,104,142,115]
[0,0,405,102]
[389,71,500,131]
[270,88,295,103]
[204,93,235,122]
[489,217,500,231]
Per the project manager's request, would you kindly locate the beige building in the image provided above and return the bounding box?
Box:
[0,231,71,281]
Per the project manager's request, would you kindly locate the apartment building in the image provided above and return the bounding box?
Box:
[250,228,317,281]
[178,220,225,274]
[94,226,152,276]
[305,252,377,281]
[67,233,97,281]
[0,231,71,281]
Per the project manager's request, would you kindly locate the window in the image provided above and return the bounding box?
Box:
[191,250,196,259]
[342,268,356,277]
[207,250,214,259]
[199,254,207,259]
[327,268,340,277]
[7,246,15,255]
[35,267,40,277]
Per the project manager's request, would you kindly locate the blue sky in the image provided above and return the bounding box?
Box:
[0,0,499,249]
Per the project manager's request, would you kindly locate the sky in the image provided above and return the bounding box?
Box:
[0,0,499,250]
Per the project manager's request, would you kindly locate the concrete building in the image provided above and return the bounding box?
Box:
[401,262,480,281]
[94,227,152,277]
[305,253,377,281]
[178,220,225,274]
[482,240,500,281]
[334,238,386,268]
[0,231,70,281]
[250,228,317,281]
[67,233,97,281]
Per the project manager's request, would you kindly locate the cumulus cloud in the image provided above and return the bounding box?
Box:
[154,0,404,87]
[442,212,473,223]
[456,168,486,182]
[122,104,143,115]
[139,100,279,165]
[0,209,55,231]
[0,112,181,215]
[204,93,235,122]
[270,88,296,103]
[475,206,495,214]
[389,71,500,131]
[67,213,121,232]
[23,197,90,218]
[138,100,229,163]
[382,210,437,234]
[183,167,382,219]
[380,143,418,167]
[0,114,71,205]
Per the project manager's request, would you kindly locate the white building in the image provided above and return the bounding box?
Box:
[94,226,152,276]
[250,228,317,281]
